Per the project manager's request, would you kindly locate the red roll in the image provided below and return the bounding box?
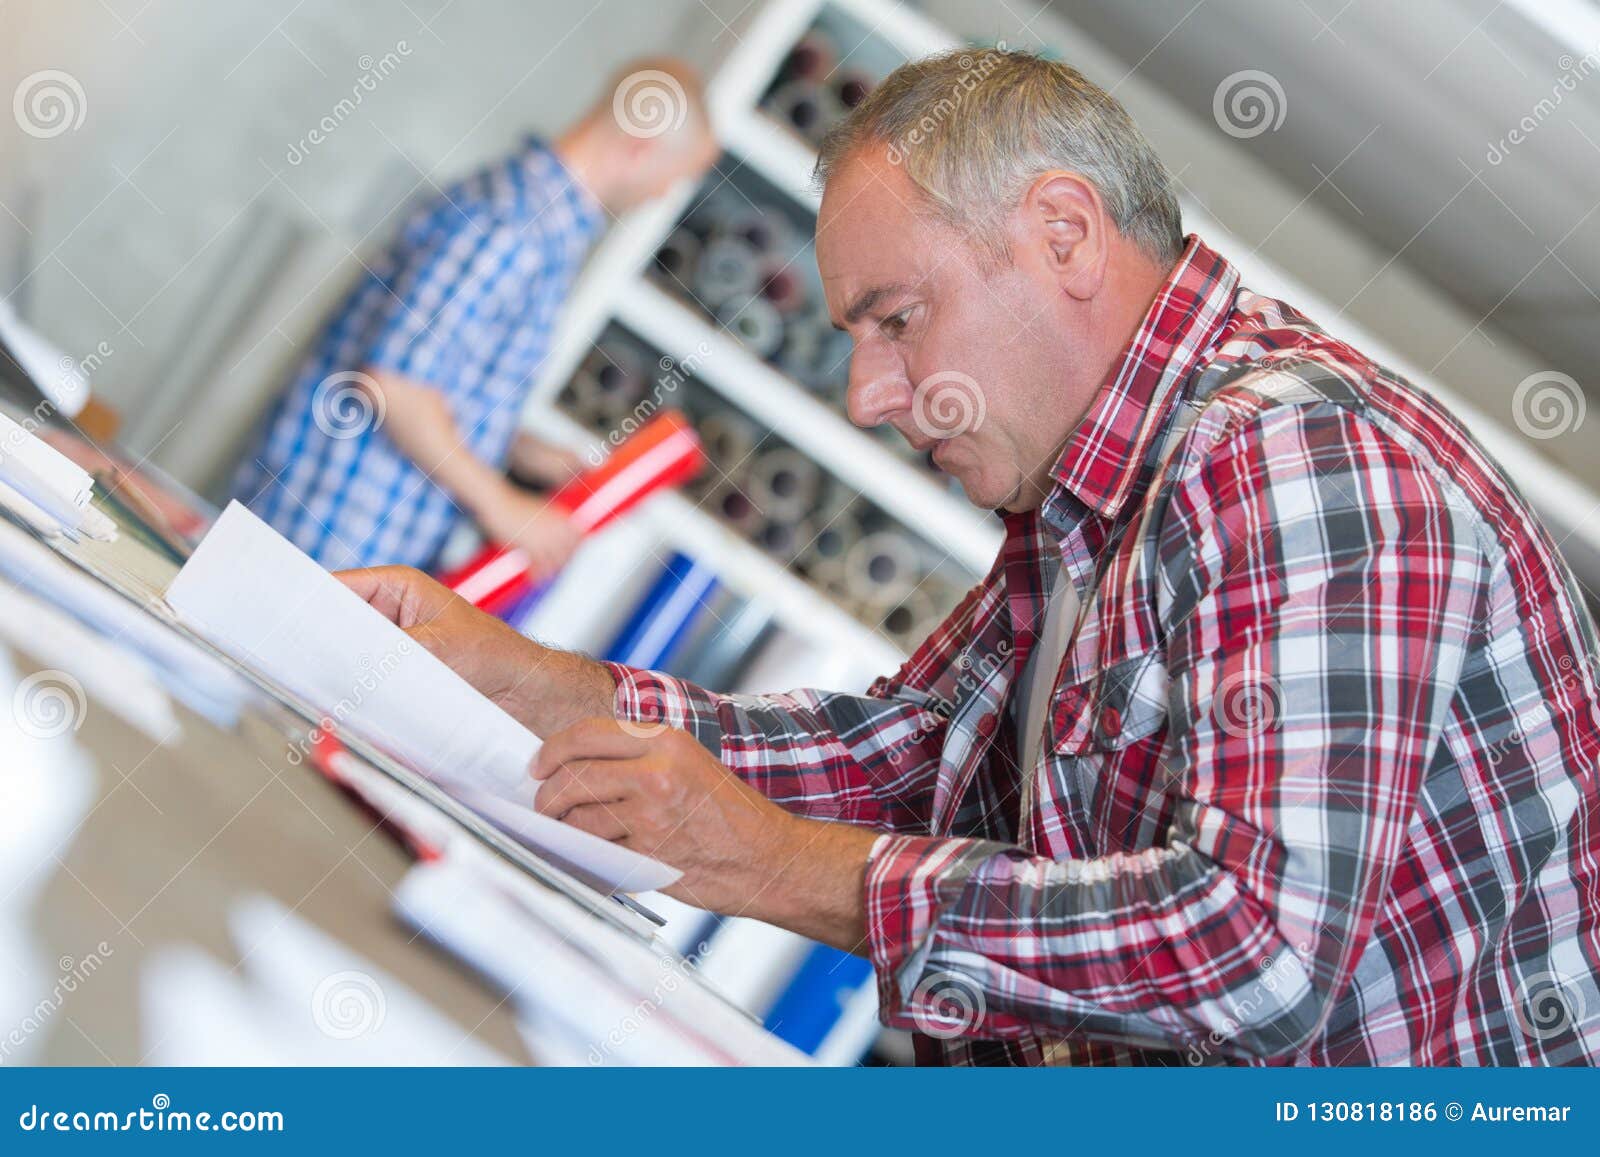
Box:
[439,410,705,612]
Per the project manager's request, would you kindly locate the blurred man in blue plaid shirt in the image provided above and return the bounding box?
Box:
[231,58,717,576]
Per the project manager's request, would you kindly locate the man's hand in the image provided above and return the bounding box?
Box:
[532,718,875,949]
[336,566,615,736]
[477,488,583,583]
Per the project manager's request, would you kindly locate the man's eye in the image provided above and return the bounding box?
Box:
[882,310,911,337]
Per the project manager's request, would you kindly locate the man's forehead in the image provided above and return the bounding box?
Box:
[818,193,925,283]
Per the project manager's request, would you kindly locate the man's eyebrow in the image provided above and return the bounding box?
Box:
[837,283,909,329]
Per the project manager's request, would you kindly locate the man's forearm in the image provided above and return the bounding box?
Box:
[737,813,874,953]
[363,367,513,522]
[502,643,618,737]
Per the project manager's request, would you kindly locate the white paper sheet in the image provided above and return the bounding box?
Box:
[165,501,679,893]
[0,411,113,539]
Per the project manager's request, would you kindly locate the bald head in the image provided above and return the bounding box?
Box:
[603,57,711,143]
[556,57,718,214]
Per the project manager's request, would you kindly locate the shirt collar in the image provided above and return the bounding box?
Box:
[1047,234,1241,523]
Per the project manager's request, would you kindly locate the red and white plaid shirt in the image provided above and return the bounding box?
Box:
[609,237,1600,1065]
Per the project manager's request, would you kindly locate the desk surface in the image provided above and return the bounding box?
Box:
[0,408,801,1066]
[9,643,533,1064]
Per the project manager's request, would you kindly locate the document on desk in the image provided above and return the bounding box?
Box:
[165,501,680,894]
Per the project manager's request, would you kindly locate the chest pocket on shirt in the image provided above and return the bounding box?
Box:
[1042,649,1171,853]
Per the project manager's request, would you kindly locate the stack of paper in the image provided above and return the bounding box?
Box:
[0,411,114,538]
[165,501,678,893]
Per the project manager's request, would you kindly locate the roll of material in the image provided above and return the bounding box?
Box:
[843,529,921,607]
[591,342,647,406]
[567,368,630,427]
[695,238,763,307]
[759,264,806,314]
[677,597,776,692]
[696,409,760,468]
[654,227,702,289]
[799,505,862,584]
[708,480,764,535]
[877,587,939,651]
[755,516,812,564]
[767,80,835,143]
[746,447,821,523]
[717,296,784,360]
[833,70,874,112]
[723,208,797,258]
[782,31,836,83]
[776,306,850,393]
[603,551,721,670]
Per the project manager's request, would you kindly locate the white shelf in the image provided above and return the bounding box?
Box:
[705,0,829,118]
[721,105,823,211]
[616,279,1003,574]
[641,489,906,673]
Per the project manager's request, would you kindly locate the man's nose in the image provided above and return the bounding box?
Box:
[844,342,912,430]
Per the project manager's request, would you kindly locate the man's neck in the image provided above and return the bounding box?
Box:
[552,121,613,211]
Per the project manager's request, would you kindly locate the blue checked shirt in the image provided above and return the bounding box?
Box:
[230,137,602,569]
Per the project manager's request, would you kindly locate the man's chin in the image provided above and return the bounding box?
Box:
[951,469,1014,512]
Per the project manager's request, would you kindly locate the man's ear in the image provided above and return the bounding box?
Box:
[1020,170,1108,302]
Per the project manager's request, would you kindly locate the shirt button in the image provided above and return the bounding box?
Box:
[1099,706,1122,737]
[977,714,997,738]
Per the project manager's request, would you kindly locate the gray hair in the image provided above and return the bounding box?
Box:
[816,49,1183,265]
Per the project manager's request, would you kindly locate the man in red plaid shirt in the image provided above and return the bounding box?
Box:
[347,50,1600,1065]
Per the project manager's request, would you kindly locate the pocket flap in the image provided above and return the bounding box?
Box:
[1052,649,1169,754]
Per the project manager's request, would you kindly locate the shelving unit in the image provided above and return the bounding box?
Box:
[523,0,999,666]
[539,405,905,674]
[612,280,999,573]
[508,0,988,1066]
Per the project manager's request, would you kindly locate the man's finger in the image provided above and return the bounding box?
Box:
[533,717,654,780]
[335,566,424,626]
[559,803,630,842]
[533,758,637,818]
